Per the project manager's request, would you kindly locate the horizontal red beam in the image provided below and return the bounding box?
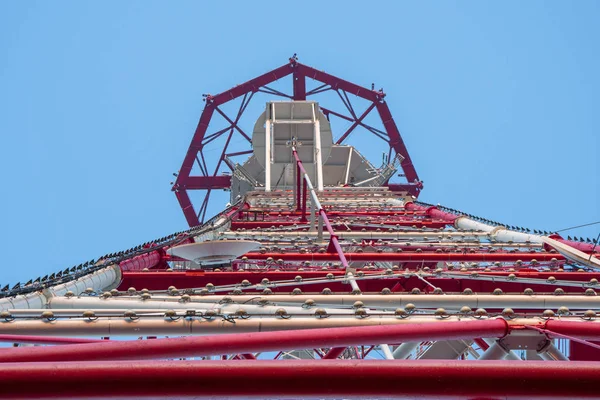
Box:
[119,270,594,294]
[231,221,449,229]
[180,176,232,190]
[0,335,103,345]
[248,210,427,216]
[242,252,564,262]
[2,360,600,399]
[0,320,507,363]
[546,320,600,341]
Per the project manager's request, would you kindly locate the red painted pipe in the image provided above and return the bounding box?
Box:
[322,347,347,359]
[295,163,301,211]
[404,202,458,223]
[473,338,490,351]
[545,320,600,341]
[242,252,563,262]
[1,360,599,399]
[0,320,508,363]
[119,251,161,271]
[0,335,104,345]
[231,221,449,229]
[257,211,428,216]
[546,234,598,254]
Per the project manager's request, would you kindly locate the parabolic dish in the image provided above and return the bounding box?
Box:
[169,240,261,266]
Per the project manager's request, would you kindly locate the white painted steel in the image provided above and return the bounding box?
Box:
[312,103,324,192]
[0,265,121,311]
[169,240,261,266]
[175,294,600,310]
[265,106,272,192]
[392,342,420,359]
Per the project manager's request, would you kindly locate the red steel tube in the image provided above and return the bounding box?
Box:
[404,202,458,223]
[0,335,104,345]
[301,174,308,222]
[545,320,600,341]
[0,320,508,363]
[295,163,301,211]
[1,360,600,399]
[119,251,161,271]
[322,347,347,359]
[473,338,490,351]
[546,234,598,254]
[242,252,563,262]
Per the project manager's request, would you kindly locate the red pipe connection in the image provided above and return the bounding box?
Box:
[1,360,599,399]
[0,319,508,363]
[404,202,458,223]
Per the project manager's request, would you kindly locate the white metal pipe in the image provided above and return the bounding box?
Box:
[539,343,569,361]
[312,104,324,192]
[345,272,360,292]
[0,265,121,311]
[478,340,509,360]
[344,147,352,185]
[482,338,521,361]
[170,294,600,310]
[47,297,355,315]
[380,344,394,360]
[265,105,272,192]
[392,342,420,359]
[0,316,502,337]
[0,316,593,337]
[455,216,600,270]
[542,237,600,270]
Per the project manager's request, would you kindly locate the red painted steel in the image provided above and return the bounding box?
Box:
[173,59,422,226]
[404,202,458,222]
[292,148,350,268]
[547,234,598,254]
[241,252,564,262]
[118,270,592,293]
[230,220,450,229]
[0,320,508,363]
[322,347,347,359]
[119,251,161,271]
[570,340,600,361]
[545,320,600,341]
[0,335,103,345]
[1,360,600,399]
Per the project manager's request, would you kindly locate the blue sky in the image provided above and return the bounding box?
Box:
[0,1,598,285]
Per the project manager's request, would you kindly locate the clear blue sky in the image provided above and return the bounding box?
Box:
[0,1,598,285]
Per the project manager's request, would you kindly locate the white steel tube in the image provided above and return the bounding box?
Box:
[312,104,324,192]
[172,294,600,310]
[344,147,352,185]
[482,338,521,361]
[539,343,569,361]
[265,105,272,192]
[380,344,394,360]
[478,340,509,360]
[392,342,420,359]
[0,265,121,311]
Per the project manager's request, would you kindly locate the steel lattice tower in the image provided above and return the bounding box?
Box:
[1,57,600,399]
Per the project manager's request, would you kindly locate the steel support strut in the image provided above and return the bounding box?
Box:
[0,319,508,363]
[2,360,600,399]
